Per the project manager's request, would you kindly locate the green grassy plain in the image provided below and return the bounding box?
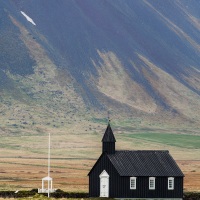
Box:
[124,132,200,149]
[0,124,200,192]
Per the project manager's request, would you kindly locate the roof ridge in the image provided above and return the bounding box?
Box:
[107,150,184,177]
[115,150,169,152]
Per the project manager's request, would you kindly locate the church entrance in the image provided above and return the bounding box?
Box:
[99,170,109,197]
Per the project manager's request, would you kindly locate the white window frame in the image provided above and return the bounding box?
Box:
[130,177,137,189]
[149,177,155,190]
[168,177,174,190]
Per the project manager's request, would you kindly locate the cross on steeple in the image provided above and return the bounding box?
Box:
[107,110,110,123]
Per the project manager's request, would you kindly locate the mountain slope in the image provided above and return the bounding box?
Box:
[1,0,200,134]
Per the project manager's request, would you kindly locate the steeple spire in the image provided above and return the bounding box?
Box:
[102,123,116,143]
[102,121,116,154]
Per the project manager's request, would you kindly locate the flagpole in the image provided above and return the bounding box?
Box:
[48,133,50,198]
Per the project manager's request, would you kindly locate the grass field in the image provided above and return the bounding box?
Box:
[0,125,200,192]
[124,132,200,149]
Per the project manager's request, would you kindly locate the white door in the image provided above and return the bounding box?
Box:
[99,170,109,197]
[100,177,109,197]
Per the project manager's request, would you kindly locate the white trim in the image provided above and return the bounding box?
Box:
[99,170,109,178]
[168,177,174,190]
[130,177,137,189]
[149,177,155,190]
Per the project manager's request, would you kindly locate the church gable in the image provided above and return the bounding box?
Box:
[88,152,119,176]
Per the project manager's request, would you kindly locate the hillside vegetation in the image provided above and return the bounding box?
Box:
[0,0,200,133]
[0,0,200,192]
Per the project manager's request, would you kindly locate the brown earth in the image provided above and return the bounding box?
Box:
[0,157,199,192]
[177,160,200,192]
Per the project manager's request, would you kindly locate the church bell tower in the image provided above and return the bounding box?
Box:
[102,122,116,154]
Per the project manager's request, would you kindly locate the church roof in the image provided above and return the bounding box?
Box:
[107,150,184,177]
[101,123,116,142]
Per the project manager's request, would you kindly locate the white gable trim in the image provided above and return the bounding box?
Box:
[99,170,109,178]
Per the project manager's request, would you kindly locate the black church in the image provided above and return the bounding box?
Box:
[88,123,184,199]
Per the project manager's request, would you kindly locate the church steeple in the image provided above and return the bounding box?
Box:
[102,122,116,154]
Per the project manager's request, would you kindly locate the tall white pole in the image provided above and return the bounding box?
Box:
[48,133,50,198]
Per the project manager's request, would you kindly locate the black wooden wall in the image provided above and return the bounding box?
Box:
[89,153,183,198]
[89,153,119,197]
[110,176,183,198]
